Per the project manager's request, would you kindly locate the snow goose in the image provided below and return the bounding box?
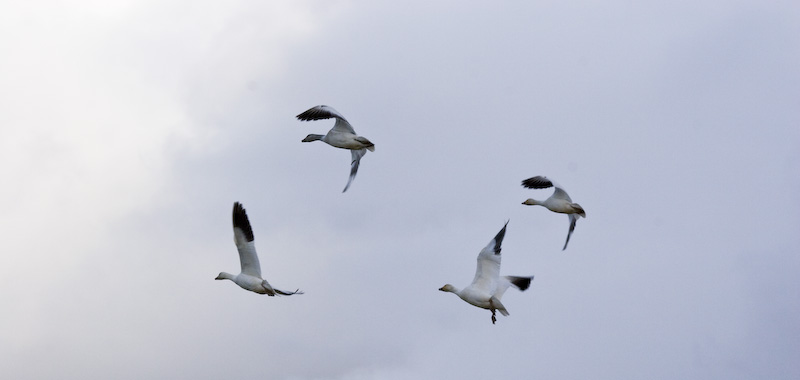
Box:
[215,202,303,296]
[296,105,375,192]
[521,176,586,250]
[439,222,534,324]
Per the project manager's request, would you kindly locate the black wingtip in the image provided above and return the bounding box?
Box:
[506,276,534,291]
[492,221,509,255]
[521,176,553,189]
[295,107,317,121]
[232,202,255,242]
[296,105,334,121]
[295,110,313,121]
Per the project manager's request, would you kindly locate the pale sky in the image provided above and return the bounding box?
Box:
[1,1,799,379]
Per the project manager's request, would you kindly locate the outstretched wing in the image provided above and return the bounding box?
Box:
[262,279,304,296]
[563,213,578,250]
[274,288,304,296]
[494,275,534,300]
[343,148,367,193]
[232,202,262,277]
[296,105,356,135]
[470,222,509,294]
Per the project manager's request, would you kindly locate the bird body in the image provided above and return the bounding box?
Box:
[215,272,287,295]
[522,197,585,216]
[302,132,374,151]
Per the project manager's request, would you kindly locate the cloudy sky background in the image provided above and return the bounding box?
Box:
[1,1,799,379]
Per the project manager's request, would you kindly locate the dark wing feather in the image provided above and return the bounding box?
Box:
[296,105,347,122]
[504,275,534,291]
[491,222,508,255]
[521,176,554,189]
[232,202,254,242]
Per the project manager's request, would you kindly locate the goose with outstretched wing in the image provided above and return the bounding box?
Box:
[521,176,586,250]
[215,202,303,296]
[439,222,534,324]
[296,105,374,193]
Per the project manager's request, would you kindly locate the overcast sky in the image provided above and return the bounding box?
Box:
[1,1,799,379]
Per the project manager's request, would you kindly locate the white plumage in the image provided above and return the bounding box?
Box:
[521,176,586,250]
[215,202,303,296]
[297,105,375,192]
[439,222,534,324]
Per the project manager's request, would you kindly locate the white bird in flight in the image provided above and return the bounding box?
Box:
[521,176,586,250]
[439,222,534,324]
[215,202,303,296]
[296,105,375,192]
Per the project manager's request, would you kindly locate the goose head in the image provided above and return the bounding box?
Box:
[522,198,540,206]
